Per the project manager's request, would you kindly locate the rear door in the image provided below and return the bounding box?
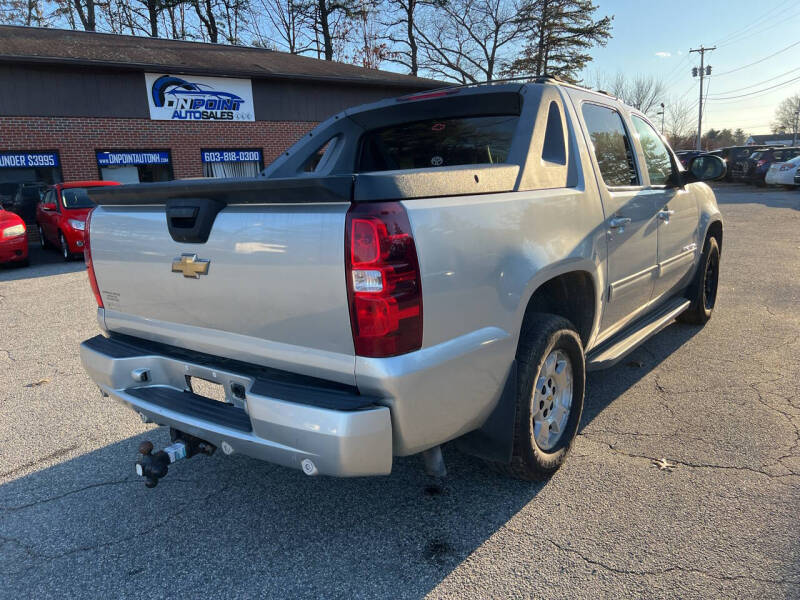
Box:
[630,115,698,301]
[577,100,659,334]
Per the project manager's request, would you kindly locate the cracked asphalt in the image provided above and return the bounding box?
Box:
[1,184,798,599]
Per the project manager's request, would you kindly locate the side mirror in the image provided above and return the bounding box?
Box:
[685,154,726,183]
[42,203,56,211]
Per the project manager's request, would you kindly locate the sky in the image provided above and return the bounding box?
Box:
[578,0,800,135]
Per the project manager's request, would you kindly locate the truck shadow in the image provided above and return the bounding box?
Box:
[0,323,700,598]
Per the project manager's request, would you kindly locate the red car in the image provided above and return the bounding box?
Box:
[0,205,28,266]
[36,181,120,260]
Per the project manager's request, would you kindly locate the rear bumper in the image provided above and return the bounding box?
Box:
[80,334,393,476]
[0,235,28,263]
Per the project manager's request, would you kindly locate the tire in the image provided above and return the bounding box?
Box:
[59,232,71,261]
[490,313,585,481]
[677,235,720,325]
[37,224,47,249]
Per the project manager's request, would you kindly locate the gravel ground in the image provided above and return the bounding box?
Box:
[1,184,798,599]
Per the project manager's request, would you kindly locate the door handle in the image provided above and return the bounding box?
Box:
[608,216,632,231]
[657,209,675,221]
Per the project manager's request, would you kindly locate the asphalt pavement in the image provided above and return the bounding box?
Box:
[1,184,798,599]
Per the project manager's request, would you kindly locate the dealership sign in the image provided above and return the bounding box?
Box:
[0,152,59,168]
[201,149,262,163]
[97,151,170,166]
[145,73,255,122]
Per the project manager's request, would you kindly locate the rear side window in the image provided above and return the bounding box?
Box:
[358,115,518,172]
[581,104,639,187]
[631,115,673,185]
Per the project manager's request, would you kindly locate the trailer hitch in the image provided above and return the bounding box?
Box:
[136,430,216,488]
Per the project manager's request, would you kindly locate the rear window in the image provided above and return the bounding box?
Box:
[776,149,800,161]
[61,187,97,209]
[358,115,518,172]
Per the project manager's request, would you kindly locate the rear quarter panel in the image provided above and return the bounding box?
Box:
[355,186,606,454]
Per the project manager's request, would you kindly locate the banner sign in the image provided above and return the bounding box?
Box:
[201,149,263,163]
[145,73,255,122]
[97,151,171,166]
[0,152,59,168]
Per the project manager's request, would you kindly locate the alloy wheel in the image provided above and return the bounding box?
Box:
[532,349,574,452]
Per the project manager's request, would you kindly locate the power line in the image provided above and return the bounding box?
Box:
[711,74,800,101]
[713,0,794,47]
[708,66,800,96]
[717,11,800,49]
[714,40,800,77]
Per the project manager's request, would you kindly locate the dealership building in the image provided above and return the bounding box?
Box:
[0,25,438,187]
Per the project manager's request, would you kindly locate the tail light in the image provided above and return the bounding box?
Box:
[757,159,767,167]
[345,202,422,357]
[84,208,104,308]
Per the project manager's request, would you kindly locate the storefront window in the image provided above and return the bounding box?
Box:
[96,150,173,183]
[0,151,62,187]
[202,149,263,178]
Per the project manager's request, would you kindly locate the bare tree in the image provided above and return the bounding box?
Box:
[161,1,189,38]
[771,93,800,134]
[248,0,311,53]
[0,0,50,25]
[349,0,393,68]
[218,0,247,43]
[415,0,525,83]
[383,0,421,75]
[591,72,667,116]
[293,0,356,60]
[663,97,695,149]
[193,0,219,41]
[70,0,95,30]
[130,0,186,37]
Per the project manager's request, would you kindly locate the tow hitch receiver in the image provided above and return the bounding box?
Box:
[136,431,216,488]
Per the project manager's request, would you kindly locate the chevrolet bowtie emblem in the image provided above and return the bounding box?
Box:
[172,253,210,278]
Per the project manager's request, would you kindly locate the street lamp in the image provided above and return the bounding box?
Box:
[656,102,665,134]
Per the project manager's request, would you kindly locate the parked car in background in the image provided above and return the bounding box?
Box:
[5,182,47,223]
[675,150,705,169]
[709,146,769,182]
[765,154,800,186]
[0,181,24,209]
[0,205,28,266]
[37,181,121,260]
[737,147,800,186]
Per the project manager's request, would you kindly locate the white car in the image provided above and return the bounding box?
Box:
[765,155,800,186]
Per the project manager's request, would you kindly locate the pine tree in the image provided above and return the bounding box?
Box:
[504,0,612,82]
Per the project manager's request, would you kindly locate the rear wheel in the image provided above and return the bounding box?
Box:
[490,314,585,481]
[37,224,47,249]
[59,232,71,261]
[678,235,720,325]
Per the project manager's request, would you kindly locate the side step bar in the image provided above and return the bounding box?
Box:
[586,298,690,371]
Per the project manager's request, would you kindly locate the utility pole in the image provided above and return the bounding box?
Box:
[657,102,665,134]
[690,45,715,151]
[793,107,799,146]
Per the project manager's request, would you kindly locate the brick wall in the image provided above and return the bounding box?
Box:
[0,117,318,181]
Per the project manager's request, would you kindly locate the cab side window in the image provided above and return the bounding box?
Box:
[581,103,639,187]
[631,115,673,185]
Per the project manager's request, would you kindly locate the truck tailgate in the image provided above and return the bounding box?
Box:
[90,201,356,385]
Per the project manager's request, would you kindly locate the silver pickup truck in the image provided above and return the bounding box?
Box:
[80,79,725,485]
